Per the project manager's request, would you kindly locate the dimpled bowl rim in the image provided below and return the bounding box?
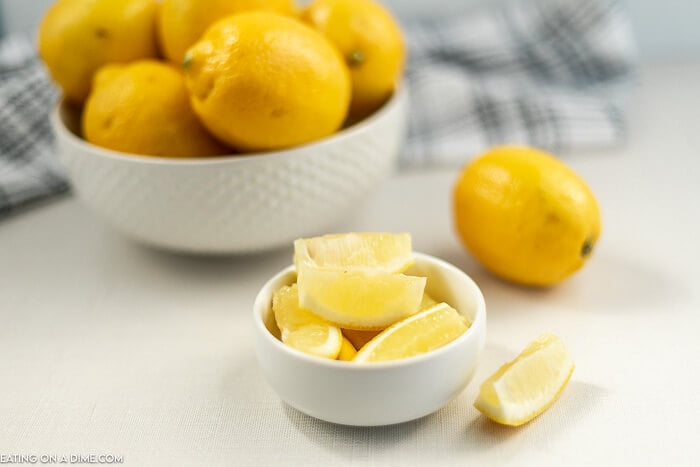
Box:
[50,84,408,254]
[50,84,407,166]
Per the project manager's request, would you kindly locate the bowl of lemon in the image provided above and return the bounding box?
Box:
[43,0,407,253]
[254,233,487,426]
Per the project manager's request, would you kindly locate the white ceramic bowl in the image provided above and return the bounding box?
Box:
[51,88,407,254]
[253,252,487,426]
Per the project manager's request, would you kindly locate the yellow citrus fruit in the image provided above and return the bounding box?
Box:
[297,266,426,330]
[82,60,229,157]
[453,146,601,286]
[474,333,574,426]
[272,284,342,359]
[183,12,351,151]
[337,336,358,361]
[157,0,296,64]
[294,232,414,274]
[302,0,405,117]
[418,292,439,310]
[38,0,159,104]
[353,303,469,362]
[340,292,438,349]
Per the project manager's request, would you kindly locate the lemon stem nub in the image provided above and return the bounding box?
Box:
[580,238,594,258]
[182,52,193,71]
[348,50,365,67]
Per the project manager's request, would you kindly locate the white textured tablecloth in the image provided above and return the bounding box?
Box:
[1,62,699,466]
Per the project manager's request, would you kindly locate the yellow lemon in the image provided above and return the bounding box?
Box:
[183,12,351,151]
[337,337,358,361]
[38,0,159,104]
[453,146,601,286]
[272,284,343,359]
[157,0,296,64]
[474,333,574,426]
[82,60,229,157]
[340,292,438,349]
[294,232,414,274]
[353,303,470,363]
[302,0,405,117]
[297,266,426,330]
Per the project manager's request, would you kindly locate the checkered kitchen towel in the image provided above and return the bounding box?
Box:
[402,0,636,167]
[0,35,65,217]
[0,0,635,216]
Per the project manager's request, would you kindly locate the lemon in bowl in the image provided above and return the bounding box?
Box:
[157,0,297,65]
[301,0,406,119]
[82,60,228,158]
[38,0,160,104]
[182,12,352,152]
[253,234,486,426]
[48,6,408,254]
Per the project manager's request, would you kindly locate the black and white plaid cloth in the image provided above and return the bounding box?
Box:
[0,0,635,217]
[402,0,636,167]
[0,35,65,217]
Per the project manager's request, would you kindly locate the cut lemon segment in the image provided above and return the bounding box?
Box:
[353,303,470,362]
[294,232,414,274]
[337,336,357,361]
[474,333,574,426]
[419,292,438,310]
[297,265,426,330]
[340,290,439,348]
[272,284,342,359]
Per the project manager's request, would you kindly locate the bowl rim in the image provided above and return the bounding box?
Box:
[51,84,407,166]
[253,251,486,371]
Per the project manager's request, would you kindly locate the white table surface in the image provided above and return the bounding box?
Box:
[1,62,699,466]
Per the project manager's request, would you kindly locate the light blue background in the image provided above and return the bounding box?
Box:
[1,0,698,59]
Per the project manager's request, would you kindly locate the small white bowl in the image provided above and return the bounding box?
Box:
[51,87,407,254]
[253,252,487,426]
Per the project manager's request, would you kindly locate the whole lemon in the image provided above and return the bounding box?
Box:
[82,60,229,158]
[157,0,296,64]
[183,12,351,151]
[38,0,159,104]
[302,0,405,118]
[453,146,601,286]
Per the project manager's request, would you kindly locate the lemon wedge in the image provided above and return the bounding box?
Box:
[340,292,439,348]
[295,232,426,329]
[337,336,358,361]
[474,333,574,426]
[297,266,426,330]
[418,292,438,310]
[353,303,470,362]
[272,284,342,359]
[294,232,414,273]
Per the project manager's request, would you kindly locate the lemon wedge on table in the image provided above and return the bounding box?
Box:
[353,303,470,362]
[272,284,342,359]
[295,233,426,330]
[474,333,574,426]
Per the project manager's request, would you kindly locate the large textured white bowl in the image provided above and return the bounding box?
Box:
[51,88,407,254]
[254,252,487,426]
